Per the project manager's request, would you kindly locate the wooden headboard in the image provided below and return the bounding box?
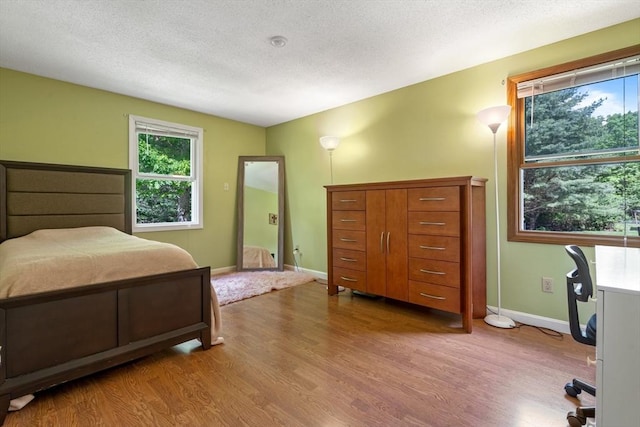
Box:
[0,160,131,242]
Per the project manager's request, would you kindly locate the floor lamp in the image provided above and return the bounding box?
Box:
[477,105,515,329]
[319,136,340,184]
[320,136,342,291]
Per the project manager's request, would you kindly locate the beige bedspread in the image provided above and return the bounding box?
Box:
[243,245,276,268]
[0,226,223,344]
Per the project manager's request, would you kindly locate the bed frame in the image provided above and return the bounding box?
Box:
[0,160,212,423]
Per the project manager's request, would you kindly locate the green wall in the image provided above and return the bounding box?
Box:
[0,69,266,269]
[267,19,640,322]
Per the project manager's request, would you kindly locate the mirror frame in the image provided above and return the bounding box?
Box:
[236,156,285,271]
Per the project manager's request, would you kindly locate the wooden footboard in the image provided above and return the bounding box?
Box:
[0,266,211,423]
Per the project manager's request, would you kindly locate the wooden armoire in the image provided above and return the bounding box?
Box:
[325,176,487,333]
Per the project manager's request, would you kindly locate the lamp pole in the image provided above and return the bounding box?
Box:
[477,105,515,329]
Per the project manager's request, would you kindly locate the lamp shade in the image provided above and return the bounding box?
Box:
[319,136,340,151]
[477,105,511,134]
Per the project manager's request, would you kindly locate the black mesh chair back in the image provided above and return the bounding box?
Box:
[564,245,597,426]
[565,245,596,346]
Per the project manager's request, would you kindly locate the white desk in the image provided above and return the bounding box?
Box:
[594,246,640,427]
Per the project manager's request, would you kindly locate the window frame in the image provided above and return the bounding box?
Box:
[506,45,640,248]
[128,114,204,232]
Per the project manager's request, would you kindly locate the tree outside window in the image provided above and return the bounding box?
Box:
[128,116,203,232]
[507,46,640,247]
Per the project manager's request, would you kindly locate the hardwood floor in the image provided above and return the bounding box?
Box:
[5,281,595,426]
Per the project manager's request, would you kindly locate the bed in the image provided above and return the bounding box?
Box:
[0,160,221,423]
[242,245,276,268]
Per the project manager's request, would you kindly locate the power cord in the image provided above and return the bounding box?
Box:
[292,249,300,271]
[514,322,564,338]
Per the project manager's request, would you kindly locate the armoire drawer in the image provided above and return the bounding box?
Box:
[408,235,460,262]
[333,248,366,271]
[333,267,366,292]
[408,212,460,236]
[332,211,366,231]
[332,230,366,251]
[409,258,460,287]
[408,280,461,313]
[408,186,460,212]
[332,191,365,210]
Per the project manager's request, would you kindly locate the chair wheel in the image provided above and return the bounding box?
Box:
[565,382,581,397]
[567,410,587,427]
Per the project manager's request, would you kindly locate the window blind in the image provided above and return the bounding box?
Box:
[135,120,199,139]
[517,55,640,98]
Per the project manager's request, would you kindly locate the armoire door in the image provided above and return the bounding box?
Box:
[366,190,386,295]
[366,189,407,299]
[385,189,408,300]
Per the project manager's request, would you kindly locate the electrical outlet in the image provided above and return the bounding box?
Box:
[542,277,554,293]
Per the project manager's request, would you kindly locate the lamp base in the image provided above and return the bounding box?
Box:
[484,313,516,329]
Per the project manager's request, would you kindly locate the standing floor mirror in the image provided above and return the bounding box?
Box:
[237,156,285,271]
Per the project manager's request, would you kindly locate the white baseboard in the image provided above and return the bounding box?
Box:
[487,306,570,334]
[284,264,327,283]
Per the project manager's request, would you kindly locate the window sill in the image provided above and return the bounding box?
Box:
[508,229,640,248]
[133,223,203,233]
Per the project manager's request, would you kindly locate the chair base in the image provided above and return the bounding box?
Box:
[565,378,596,426]
[567,406,595,427]
[565,378,596,398]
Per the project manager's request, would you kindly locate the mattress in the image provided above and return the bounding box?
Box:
[0,226,199,298]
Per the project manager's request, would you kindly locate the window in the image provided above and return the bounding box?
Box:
[128,115,203,232]
[507,46,640,247]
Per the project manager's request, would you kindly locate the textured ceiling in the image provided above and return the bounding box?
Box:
[1,0,639,127]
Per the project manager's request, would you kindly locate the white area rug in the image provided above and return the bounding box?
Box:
[211,270,316,306]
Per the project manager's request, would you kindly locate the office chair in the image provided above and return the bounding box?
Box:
[564,245,597,427]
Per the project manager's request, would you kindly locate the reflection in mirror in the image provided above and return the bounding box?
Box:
[237,156,285,271]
